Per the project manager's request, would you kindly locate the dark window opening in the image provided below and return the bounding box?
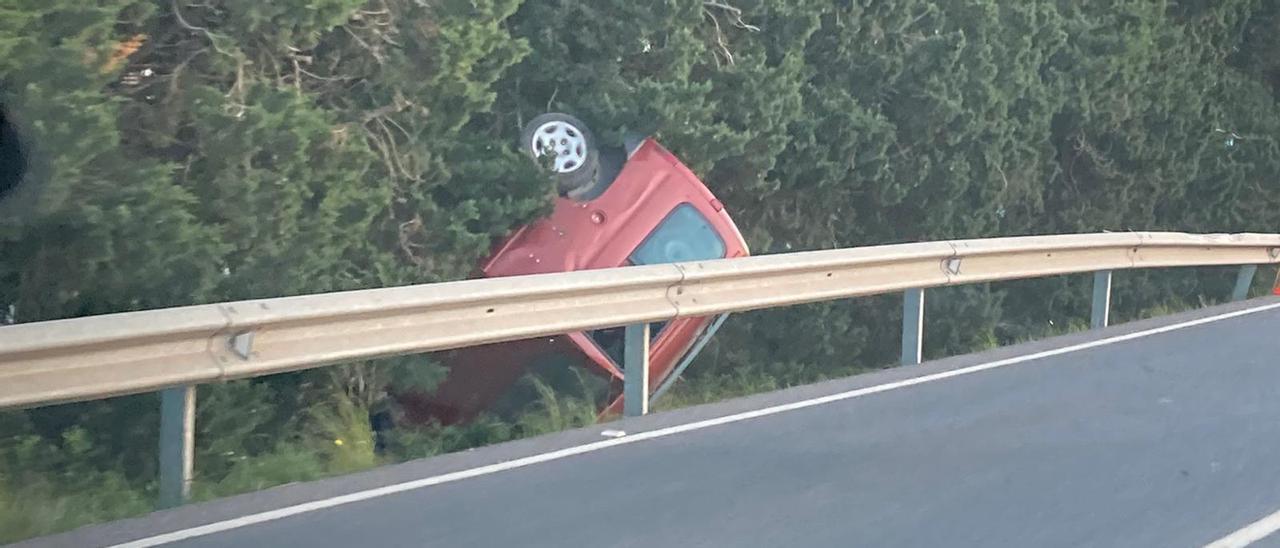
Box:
[588,321,668,367]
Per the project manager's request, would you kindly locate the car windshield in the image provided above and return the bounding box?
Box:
[587,203,726,365]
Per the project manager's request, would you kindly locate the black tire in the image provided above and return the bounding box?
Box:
[519,112,600,198]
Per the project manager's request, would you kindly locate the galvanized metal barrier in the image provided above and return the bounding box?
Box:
[892,264,1262,367]
[900,288,926,366]
[3,231,1280,506]
[623,324,651,417]
[158,386,195,508]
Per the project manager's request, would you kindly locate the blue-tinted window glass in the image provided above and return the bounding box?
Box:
[586,204,725,365]
[629,203,726,265]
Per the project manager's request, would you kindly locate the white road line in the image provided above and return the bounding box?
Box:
[1206,508,1280,548]
[110,301,1280,548]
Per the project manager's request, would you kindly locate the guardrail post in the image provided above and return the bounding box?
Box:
[1233,265,1258,301]
[158,385,195,508]
[624,323,650,417]
[1091,271,1112,329]
[901,288,924,366]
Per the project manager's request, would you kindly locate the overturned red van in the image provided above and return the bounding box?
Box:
[397,113,749,424]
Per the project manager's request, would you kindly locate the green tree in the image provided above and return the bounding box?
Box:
[6,2,1280,542]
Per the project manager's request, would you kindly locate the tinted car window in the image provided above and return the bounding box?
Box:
[588,203,725,364]
[629,203,726,265]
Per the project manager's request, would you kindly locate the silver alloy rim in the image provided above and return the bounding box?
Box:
[531,121,588,173]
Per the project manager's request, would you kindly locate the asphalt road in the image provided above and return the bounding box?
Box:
[20,298,1280,548]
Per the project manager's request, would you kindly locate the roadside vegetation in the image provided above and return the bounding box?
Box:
[4,0,1280,542]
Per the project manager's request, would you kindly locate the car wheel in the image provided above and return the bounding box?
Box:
[520,112,600,198]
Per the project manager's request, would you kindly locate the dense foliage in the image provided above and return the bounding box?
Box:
[2,0,1279,540]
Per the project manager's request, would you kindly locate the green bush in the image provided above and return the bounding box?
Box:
[0,473,150,544]
[4,0,1280,542]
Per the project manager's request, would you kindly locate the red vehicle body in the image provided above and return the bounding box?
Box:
[399,136,749,424]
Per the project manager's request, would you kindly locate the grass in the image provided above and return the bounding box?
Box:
[0,473,151,544]
[654,358,887,412]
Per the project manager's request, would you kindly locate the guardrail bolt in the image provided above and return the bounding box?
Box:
[230,331,255,360]
[1268,248,1279,260]
[944,257,963,276]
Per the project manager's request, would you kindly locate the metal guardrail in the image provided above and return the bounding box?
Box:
[3,231,1279,410]
[2,231,1279,505]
